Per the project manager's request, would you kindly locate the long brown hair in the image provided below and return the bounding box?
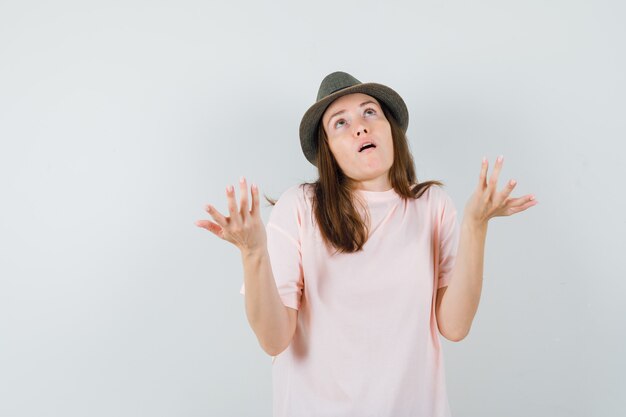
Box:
[265,101,443,254]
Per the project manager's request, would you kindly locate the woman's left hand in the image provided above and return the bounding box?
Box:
[464,155,538,226]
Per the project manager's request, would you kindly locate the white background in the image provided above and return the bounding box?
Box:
[1,0,625,416]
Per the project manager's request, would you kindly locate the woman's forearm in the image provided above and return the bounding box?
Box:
[241,247,295,356]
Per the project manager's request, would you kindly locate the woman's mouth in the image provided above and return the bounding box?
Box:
[358,143,377,153]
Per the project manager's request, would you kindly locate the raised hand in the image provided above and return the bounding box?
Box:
[196,176,267,254]
[464,156,538,226]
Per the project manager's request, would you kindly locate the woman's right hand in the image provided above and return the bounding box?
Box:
[195,176,267,254]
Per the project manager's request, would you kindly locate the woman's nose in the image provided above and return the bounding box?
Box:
[355,126,368,136]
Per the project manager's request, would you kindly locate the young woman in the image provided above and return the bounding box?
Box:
[196,71,538,417]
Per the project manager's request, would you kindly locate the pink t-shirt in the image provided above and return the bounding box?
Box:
[240,183,460,417]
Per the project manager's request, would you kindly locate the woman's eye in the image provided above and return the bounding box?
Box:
[364,108,376,116]
[333,109,375,129]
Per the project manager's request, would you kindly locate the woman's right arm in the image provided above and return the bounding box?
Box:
[241,247,298,356]
[196,177,297,356]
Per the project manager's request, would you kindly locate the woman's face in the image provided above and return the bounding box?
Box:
[321,93,394,190]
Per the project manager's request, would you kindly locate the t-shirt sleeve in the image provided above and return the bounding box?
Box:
[239,185,305,310]
[437,188,461,289]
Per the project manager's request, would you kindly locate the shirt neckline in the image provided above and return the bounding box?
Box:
[354,187,401,202]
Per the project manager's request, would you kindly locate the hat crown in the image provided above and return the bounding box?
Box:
[316,71,362,102]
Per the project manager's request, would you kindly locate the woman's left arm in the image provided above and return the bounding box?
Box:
[436,155,539,342]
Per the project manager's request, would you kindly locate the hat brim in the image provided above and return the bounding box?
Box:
[299,82,409,167]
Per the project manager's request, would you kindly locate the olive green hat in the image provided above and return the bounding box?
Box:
[298,71,409,167]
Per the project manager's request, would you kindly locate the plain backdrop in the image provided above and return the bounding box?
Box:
[1,0,625,416]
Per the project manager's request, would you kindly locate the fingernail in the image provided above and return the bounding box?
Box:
[251,183,257,190]
[226,185,233,192]
[497,155,503,162]
[239,176,245,183]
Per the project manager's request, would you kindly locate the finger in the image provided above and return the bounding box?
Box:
[239,176,250,219]
[507,197,538,214]
[250,183,260,217]
[489,155,504,189]
[478,156,488,190]
[226,184,242,226]
[504,194,537,211]
[498,178,517,203]
[204,203,228,227]
[195,219,224,238]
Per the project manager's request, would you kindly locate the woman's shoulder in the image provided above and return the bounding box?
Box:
[410,183,456,214]
[266,183,313,228]
[411,182,447,200]
[272,183,314,209]
[420,184,457,218]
